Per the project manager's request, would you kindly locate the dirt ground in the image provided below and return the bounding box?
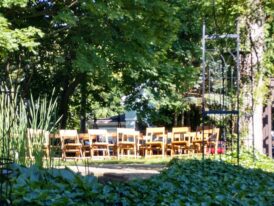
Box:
[66,164,165,182]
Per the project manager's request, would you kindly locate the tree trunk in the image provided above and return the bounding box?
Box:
[59,78,70,129]
[181,110,184,126]
[59,74,83,129]
[80,75,87,133]
[241,0,265,153]
[174,112,178,126]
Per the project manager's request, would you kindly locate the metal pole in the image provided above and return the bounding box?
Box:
[236,21,240,165]
[250,38,255,162]
[202,22,206,161]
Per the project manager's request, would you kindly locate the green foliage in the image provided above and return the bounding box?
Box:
[0,15,43,57]
[4,0,183,127]
[11,165,104,205]
[263,0,274,75]
[7,156,274,205]
[0,1,43,58]
[53,8,79,27]
[0,0,273,130]
[0,0,28,8]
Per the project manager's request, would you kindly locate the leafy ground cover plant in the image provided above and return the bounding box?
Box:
[121,159,274,205]
[9,157,274,206]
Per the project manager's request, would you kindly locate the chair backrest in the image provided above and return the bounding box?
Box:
[172,127,191,133]
[171,127,191,141]
[117,128,139,143]
[27,128,50,158]
[59,129,79,143]
[145,127,165,142]
[87,129,108,144]
[184,132,199,144]
[27,128,50,145]
[107,131,117,144]
[199,128,220,141]
[117,128,135,134]
[196,126,220,140]
[196,125,213,131]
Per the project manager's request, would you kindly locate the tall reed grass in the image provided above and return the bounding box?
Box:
[0,84,60,167]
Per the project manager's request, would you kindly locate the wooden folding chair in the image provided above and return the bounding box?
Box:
[59,130,82,159]
[88,129,109,159]
[27,128,50,159]
[171,127,191,156]
[145,127,166,157]
[49,133,62,157]
[117,128,139,159]
[204,128,220,154]
[79,133,90,157]
[184,132,199,154]
[107,131,117,156]
[137,133,146,157]
[196,126,220,153]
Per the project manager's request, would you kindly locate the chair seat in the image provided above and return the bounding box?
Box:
[92,148,108,151]
[172,141,188,145]
[118,144,135,149]
[118,142,135,145]
[65,149,82,152]
[146,141,165,145]
[172,144,188,148]
[64,143,82,147]
[92,143,109,146]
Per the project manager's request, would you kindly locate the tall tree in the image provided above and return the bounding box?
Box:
[2,0,182,128]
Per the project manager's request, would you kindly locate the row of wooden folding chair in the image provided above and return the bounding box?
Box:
[58,129,140,159]
[171,127,220,156]
[143,126,220,157]
[27,126,219,159]
[27,128,139,159]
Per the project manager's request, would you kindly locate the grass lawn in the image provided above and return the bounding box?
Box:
[49,150,274,172]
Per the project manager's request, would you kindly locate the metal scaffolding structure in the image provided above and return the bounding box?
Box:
[0,85,13,205]
[201,22,240,164]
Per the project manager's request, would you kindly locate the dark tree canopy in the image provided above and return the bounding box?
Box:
[0,0,273,129]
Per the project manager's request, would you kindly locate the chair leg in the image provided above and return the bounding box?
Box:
[145,146,148,157]
[107,146,109,156]
[62,149,65,159]
[91,148,94,158]
[117,146,120,160]
[80,147,83,157]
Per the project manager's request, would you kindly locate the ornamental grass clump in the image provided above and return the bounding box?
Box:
[0,84,60,167]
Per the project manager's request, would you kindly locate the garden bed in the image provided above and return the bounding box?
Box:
[8,154,274,205]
